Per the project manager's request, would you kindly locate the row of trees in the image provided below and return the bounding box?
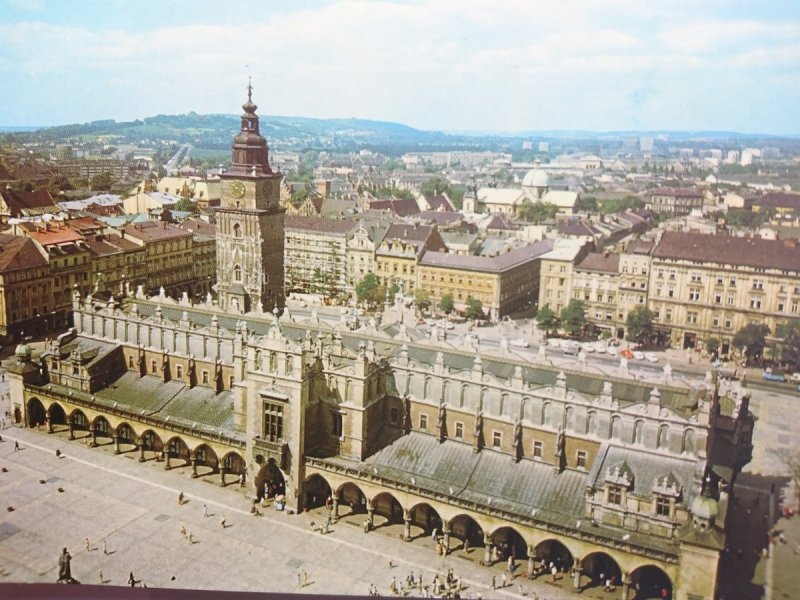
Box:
[354,274,484,319]
[535,300,588,337]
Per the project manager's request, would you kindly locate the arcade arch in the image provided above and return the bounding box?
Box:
[630,565,672,600]
[580,551,622,591]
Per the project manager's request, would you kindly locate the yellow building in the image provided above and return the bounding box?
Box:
[122,221,195,297]
[537,239,590,314]
[649,231,800,354]
[375,223,446,293]
[418,239,554,320]
[0,234,52,342]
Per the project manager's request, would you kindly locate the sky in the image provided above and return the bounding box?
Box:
[1,0,799,134]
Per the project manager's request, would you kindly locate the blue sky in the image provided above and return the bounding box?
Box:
[1,0,799,133]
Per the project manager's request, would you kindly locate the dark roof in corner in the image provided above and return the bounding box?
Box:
[285,215,357,234]
[752,192,800,209]
[558,219,600,236]
[369,197,420,217]
[576,252,620,273]
[0,188,57,215]
[650,188,703,198]
[626,239,655,255]
[654,231,800,271]
[0,233,47,272]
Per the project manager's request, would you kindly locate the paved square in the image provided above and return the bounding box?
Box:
[0,426,592,599]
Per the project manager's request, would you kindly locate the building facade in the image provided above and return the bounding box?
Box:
[647,189,704,216]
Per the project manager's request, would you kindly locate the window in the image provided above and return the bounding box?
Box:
[128,355,134,369]
[176,365,183,378]
[202,370,209,385]
[655,496,671,517]
[689,290,700,301]
[667,286,675,298]
[753,279,764,290]
[716,275,724,286]
[233,223,242,238]
[454,421,464,439]
[492,431,502,448]
[750,298,762,310]
[151,360,157,374]
[607,486,622,505]
[234,264,242,282]
[332,412,343,438]
[686,311,698,324]
[419,414,428,430]
[576,451,587,469]
[533,441,543,458]
[657,425,669,449]
[714,293,722,304]
[724,319,732,329]
[389,408,399,424]
[691,272,701,283]
[264,401,284,442]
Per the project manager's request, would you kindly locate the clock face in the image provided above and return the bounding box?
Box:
[230,180,246,198]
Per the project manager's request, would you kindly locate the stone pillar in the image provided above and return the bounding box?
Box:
[164,452,171,470]
[483,532,493,566]
[621,572,630,600]
[573,567,582,590]
[191,457,198,478]
[47,418,53,434]
[138,441,145,462]
[403,509,412,542]
[332,498,339,521]
[113,433,120,454]
[527,546,535,578]
[68,419,75,440]
[90,428,97,447]
[367,499,374,529]
[220,468,226,487]
[442,519,450,556]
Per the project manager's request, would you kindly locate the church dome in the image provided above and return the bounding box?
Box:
[522,169,549,188]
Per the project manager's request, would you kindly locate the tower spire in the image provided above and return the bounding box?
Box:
[247,75,252,102]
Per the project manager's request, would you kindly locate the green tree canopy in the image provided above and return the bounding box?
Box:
[414,288,431,311]
[559,299,586,337]
[174,197,197,213]
[535,305,558,334]
[576,196,598,212]
[355,274,380,305]
[600,195,644,215]
[439,293,454,314]
[625,305,654,345]
[732,323,771,362]
[90,172,114,191]
[465,296,484,320]
[420,176,451,196]
[517,200,558,223]
[776,319,800,370]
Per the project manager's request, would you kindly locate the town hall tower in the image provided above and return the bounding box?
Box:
[216,81,285,313]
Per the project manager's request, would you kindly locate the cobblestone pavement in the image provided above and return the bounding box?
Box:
[0,426,624,599]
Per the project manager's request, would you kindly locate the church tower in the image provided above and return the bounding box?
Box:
[216,81,285,314]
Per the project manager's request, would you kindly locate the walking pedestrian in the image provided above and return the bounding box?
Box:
[85,537,90,551]
[188,532,194,544]
[13,440,19,451]
[128,572,136,587]
[501,572,507,588]
[103,540,108,555]
[303,569,308,587]
[180,525,186,538]
[98,570,103,584]
[178,491,184,505]
[491,575,496,589]
[203,503,208,518]
[220,515,227,528]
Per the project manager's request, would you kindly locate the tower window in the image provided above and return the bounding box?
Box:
[234,264,242,282]
[233,223,242,238]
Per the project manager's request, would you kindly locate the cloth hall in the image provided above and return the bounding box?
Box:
[8,87,754,600]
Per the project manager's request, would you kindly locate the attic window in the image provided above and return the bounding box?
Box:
[607,486,622,505]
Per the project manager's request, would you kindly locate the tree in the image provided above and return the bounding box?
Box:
[536,305,558,335]
[439,293,454,314]
[706,337,721,357]
[732,323,771,363]
[420,176,451,196]
[90,172,114,191]
[626,306,654,345]
[600,195,644,215]
[517,200,558,223]
[776,319,800,371]
[355,274,380,305]
[174,197,197,213]
[559,299,586,338]
[414,289,431,311]
[465,296,484,320]
[576,196,598,212]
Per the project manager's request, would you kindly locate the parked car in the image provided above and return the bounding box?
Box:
[510,338,530,348]
[562,342,581,356]
[762,371,786,382]
[593,343,607,354]
[790,372,800,383]
[644,352,659,363]
[633,350,645,360]
[582,343,595,353]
